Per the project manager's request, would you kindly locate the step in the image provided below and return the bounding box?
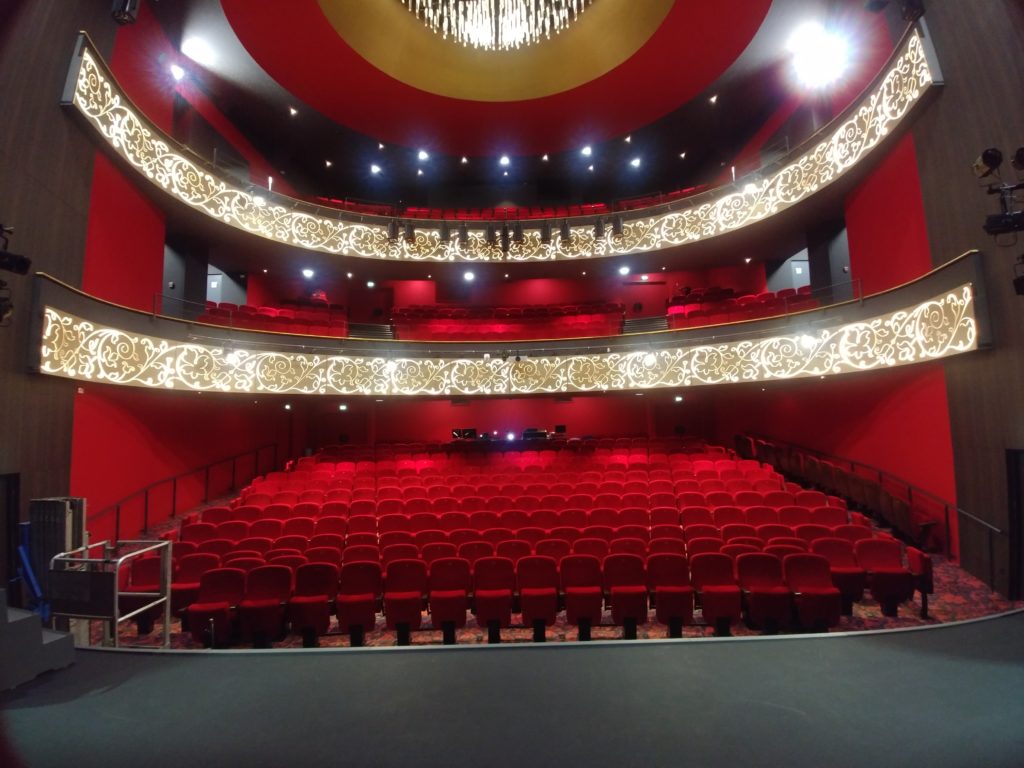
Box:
[1,591,75,690]
[39,628,75,673]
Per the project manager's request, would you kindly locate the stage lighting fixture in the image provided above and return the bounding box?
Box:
[973,148,1003,179]
[560,220,571,242]
[387,220,399,240]
[540,222,552,243]
[501,223,511,252]
[513,222,524,243]
[404,222,416,241]
[486,224,497,245]
[458,222,469,242]
[111,0,138,24]
[0,250,31,275]
[612,216,624,237]
[439,221,451,242]
[594,219,605,238]
[1012,147,1024,172]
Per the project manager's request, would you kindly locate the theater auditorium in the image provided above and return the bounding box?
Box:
[1,0,1024,765]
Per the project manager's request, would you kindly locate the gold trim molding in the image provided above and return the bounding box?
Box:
[39,285,977,396]
[66,30,935,263]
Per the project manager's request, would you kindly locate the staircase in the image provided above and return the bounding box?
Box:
[349,322,394,340]
[622,316,668,334]
[0,589,74,689]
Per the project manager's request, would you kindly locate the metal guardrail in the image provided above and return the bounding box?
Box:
[90,444,278,542]
[49,539,172,649]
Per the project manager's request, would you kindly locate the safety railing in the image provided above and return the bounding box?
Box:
[89,444,278,543]
[49,539,172,648]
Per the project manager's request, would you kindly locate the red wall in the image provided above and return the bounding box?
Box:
[70,386,299,541]
[709,363,958,555]
[845,133,933,294]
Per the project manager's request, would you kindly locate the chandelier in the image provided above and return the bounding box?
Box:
[400,0,594,52]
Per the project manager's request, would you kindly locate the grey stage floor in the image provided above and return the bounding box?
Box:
[4,612,1024,768]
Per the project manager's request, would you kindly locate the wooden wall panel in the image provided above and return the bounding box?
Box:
[0,2,116,584]
[910,2,1024,593]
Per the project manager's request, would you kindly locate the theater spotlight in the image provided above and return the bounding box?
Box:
[0,226,31,276]
[612,216,624,237]
[540,221,552,244]
[1013,147,1024,172]
[458,222,469,242]
[439,221,451,242]
[594,219,605,238]
[387,220,399,240]
[513,222,524,244]
[404,222,416,242]
[485,224,497,245]
[111,0,139,24]
[501,223,511,252]
[973,148,1003,179]
[560,220,572,242]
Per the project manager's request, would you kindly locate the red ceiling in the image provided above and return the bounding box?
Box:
[221,0,772,157]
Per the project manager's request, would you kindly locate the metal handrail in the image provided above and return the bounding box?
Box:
[50,539,172,649]
[90,444,278,541]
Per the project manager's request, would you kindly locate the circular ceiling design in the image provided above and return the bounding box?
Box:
[318,0,673,102]
[221,0,772,156]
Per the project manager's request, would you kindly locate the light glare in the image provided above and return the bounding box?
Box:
[788,22,849,89]
[181,37,216,67]
[169,64,184,81]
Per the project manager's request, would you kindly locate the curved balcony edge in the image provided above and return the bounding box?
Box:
[60,26,941,264]
[30,252,986,398]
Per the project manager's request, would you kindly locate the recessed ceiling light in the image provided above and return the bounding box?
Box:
[302,268,314,279]
[744,257,752,264]
[499,155,510,166]
[503,171,508,176]
[587,164,594,172]
[541,154,549,162]
[504,273,509,279]
[181,37,216,67]
[630,157,641,168]
[679,151,687,159]
[581,146,592,156]
[367,280,375,288]
[641,274,649,281]
[370,164,381,174]
[417,169,424,176]
[674,395,684,403]
[289,106,298,116]
[624,135,631,143]
[417,149,429,161]
[709,94,718,104]
[461,156,469,164]
[346,272,353,278]
[661,266,667,271]
[262,268,268,274]
[169,64,184,81]
[325,160,332,168]
[618,266,630,276]
[339,404,348,411]
[284,403,292,411]
[378,142,385,150]
[464,271,475,282]
[581,271,587,276]
[427,274,432,279]
[506,432,516,441]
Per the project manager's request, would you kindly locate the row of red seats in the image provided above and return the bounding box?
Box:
[400,202,610,221]
[394,302,620,319]
[394,319,620,342]
[150,539,929,647]
[197,302,348,337]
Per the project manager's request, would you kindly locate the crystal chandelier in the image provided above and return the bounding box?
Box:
[400,0,594,52]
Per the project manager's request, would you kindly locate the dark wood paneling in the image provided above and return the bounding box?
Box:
[911,2,1024,593]
[0,2,117,583]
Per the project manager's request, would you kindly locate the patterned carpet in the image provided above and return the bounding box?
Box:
[107,527,1021,650]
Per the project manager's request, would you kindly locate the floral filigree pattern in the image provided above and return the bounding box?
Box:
[40,285,977,396]
[68,32,935,263]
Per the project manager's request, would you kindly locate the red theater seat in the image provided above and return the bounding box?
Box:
[239,565,292,644]
[855,539,914,616]
[187,567,246,646]
[473,556,516,631]
[646,553,693,634]
[689,553,742,635]
[336,561,382,640]
[783,554,841,630]
[560,555,604,631]
[428,557,472,637]
[736,553,793,632]
[603,553,648,630]
[811,538,867,613]
[384,559,428,635]
[517,556,559,629]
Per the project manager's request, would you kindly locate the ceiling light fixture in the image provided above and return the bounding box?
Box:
[378,142,385,150]
[461,156,469,164]
[464,270,475,282]
[541,154,549,162]
[624,135,631,143]
[288,106,298,117]
[679,151,687,159]
[499,155,510,166]
[417,169,424,176]
[302,268,314,279]
[181,37,216,67]
[709,94,718,104]
[169,64,184,82]
[367,280,375,288]
[339,404,348,411]
[618,266,630,276]
[787,21,850,89]
[587,164,594,172]
[630,157,641,168]
[401,0,593,52]
[581,145,592,157]
[417,149,429,161]
[325,160,332,168]
[370,164,382,175]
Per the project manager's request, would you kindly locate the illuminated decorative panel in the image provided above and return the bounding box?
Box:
[40,285,977,396]
[66,30,936,263]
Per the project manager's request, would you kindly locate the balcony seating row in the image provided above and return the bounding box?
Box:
[197,301,348,337]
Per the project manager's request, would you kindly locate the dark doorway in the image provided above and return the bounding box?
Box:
[1005,450,1023,601]
[1,473,21,606]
